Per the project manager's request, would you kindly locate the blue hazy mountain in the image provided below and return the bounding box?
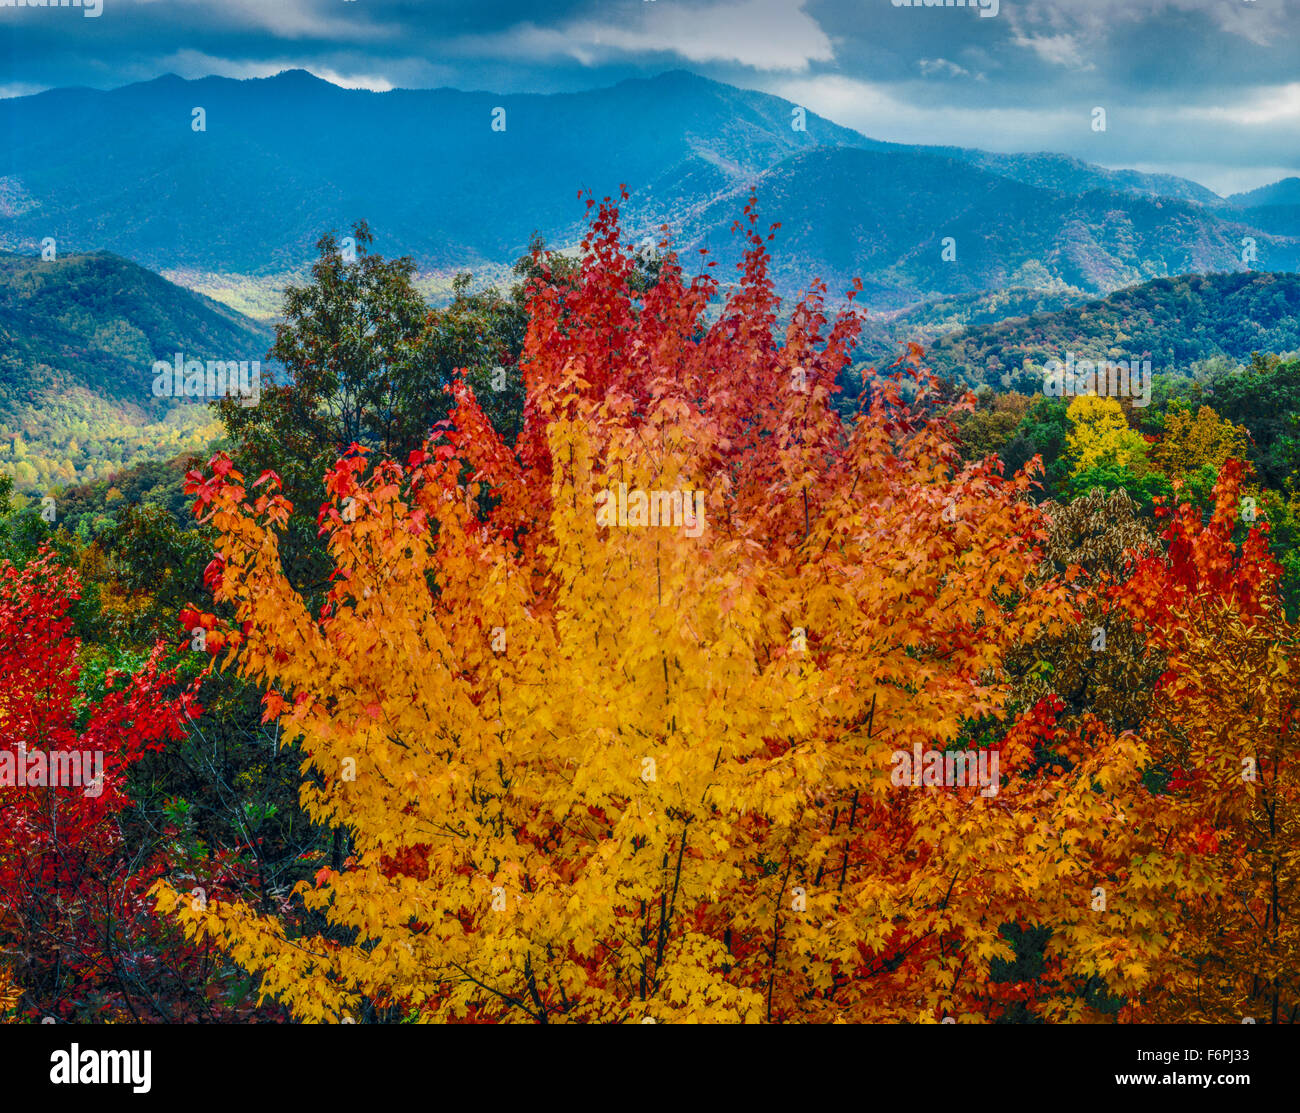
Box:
[1,69,1296,310]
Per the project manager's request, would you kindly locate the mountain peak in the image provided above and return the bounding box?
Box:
[268,68,331,86]
[137,73,186,87]
[619,70,720,93]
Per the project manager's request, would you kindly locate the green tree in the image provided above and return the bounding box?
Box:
[1001,396,1070,496]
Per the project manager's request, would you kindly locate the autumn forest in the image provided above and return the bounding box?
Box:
[0,194,1296,1032]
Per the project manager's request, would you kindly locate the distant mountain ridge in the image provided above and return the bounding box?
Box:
[0,70,864,275]
[673,146,1300,308]
[1229,178,1300,209]
[2,69,1297,313]
[917,146,1225,208]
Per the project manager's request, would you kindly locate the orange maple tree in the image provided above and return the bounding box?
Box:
[155,195,1225,1023]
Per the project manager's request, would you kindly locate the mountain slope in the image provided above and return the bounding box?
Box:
[0,69,866,276]
[908,271,1300,388]
[675,147,1299,309]
[1229,178,1300,208]
[0,250,273,491]
[922,147,1225,208]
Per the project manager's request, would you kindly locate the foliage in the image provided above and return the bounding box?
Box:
[0,250,273,493]
[1153,404,1251,480]
[1000,396,1070,497]
[0,552,199,1019]
[155,197,1218,1024]
[923,272,1300,390]
[4,193,1300,1025]
[1203,354,1300,488]
[1117,461,1300,1022]
[954,390,1032,462]
[1065,396,1152,478]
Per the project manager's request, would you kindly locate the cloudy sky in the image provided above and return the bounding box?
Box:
[3,0,1297,194]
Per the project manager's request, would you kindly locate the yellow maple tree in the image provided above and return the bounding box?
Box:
[1119,464,1300,1022]
[154,199,1215,1023]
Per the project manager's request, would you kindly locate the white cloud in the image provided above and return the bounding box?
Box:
[1008,33,1092,71]
[305,68,395,93]
[0,83,48,100]
[917,58,971,79]
[1189,81,1300,127]
[447,0,833,72]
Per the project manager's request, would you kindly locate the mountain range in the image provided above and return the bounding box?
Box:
[2,68,1299,496]
[3,70,1298,314]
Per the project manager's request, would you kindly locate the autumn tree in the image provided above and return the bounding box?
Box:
[1065,395,1151,478]
[999,396,1070,498]
[954,389,1032,462]
[1153,404,1251,481]
[1118,460,1300,1022]
[1005,486,1163,736]
[0,552,199,1019]
[157,195,1209,1023]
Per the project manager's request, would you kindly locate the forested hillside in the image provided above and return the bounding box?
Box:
[916,271,1300,389]
[0,250,273,490]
